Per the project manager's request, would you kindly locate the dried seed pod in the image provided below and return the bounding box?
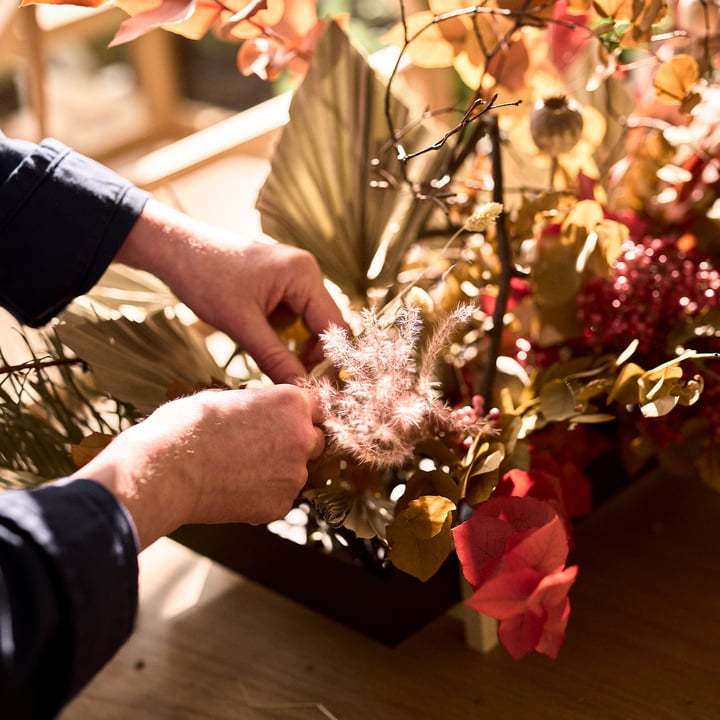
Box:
[529,95,584,156]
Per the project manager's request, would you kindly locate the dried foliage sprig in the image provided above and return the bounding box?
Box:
[307,304,482,469]
[0,328,137,488]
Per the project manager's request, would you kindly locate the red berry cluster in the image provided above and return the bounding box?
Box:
[577,236,720,362]
[578,235,720,443]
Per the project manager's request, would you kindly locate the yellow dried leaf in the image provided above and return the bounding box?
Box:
[396,469,460,514]
[383,13,458,68]
[595,219,629,265]
[632,0,668,34]
[607,362,643,404]
[677,375,704,406]
[654,54,699,105]
[275,313,312,352]
[593,0,634,19]
[387,495,456,581]
[640,364,683,400]
[566,0,593,13]
[71,432,114,468]
[395,495,456,540]
[465,468,500,506]
[561,199,605,247]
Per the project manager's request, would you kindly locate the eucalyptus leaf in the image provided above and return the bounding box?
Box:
[386,495,455,582]
[539,378,579,421]
[640,394,679,418]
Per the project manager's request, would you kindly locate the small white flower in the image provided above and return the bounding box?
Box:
[464,202,504,233]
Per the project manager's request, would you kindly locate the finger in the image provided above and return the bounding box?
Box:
[240,320,307,385]
[309,426,326,460]
[310,398,325,425]
[284,279,347,338]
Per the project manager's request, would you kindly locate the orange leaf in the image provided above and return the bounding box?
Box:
[221,0,286,39]
[111,0,220,45]
[383,12,459,68]
[21,0,106,6]
[592,0,633,19]
[654,54,700,105]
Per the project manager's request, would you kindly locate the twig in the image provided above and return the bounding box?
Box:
[0,356,86,376]
[479,114,513,404]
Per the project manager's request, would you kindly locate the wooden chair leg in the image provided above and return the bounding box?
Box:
[17,5,48,140]
[129,29,183,138]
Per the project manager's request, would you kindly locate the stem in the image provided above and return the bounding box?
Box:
[478,114,512,406]
[0,357,85,376]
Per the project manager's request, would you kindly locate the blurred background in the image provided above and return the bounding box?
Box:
[0,0,399,166]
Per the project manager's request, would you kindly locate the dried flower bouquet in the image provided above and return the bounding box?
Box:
[13,0,720,658]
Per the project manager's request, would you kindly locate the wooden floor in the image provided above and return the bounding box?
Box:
[59,467,720,720]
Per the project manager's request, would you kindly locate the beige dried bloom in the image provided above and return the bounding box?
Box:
[306,304,476,469]
[464,202,504,233]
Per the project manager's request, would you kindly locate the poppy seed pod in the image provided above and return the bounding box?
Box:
[529,95,584,157]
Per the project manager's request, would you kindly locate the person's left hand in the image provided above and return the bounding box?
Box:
[115,199,346,384]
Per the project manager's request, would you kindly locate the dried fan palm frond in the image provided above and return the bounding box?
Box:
[57,308,232,416]
[69,263,178,321]
[256,20,451,304]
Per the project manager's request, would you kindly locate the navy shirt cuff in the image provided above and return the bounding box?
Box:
[0,135,150,326]
[0,479,139,700]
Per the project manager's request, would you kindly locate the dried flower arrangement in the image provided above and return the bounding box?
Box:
[11,0,720,658]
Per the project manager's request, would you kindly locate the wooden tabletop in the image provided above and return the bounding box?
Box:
[60,468,720,720]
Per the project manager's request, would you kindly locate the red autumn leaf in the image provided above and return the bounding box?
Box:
[452,515,515,587]
[535,589,573,659]
[469,564,578,659]
[502,515,570,575]
[487,494,559,532]
[454,496,577,658]
[496,457,591,524]
[549,0,590,71]
[453,496,559,588]
[534,452,592,519]
[465,567,545,618]
[497,608,547,659]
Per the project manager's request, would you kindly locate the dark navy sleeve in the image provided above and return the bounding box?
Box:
[0,132,150,326]
[0,479,139,719]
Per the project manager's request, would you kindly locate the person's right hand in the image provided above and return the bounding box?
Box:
[71,385,325,550]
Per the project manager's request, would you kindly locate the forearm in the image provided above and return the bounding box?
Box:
[114,197,258,299]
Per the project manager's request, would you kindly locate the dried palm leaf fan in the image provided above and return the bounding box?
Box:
[256,20,450,304]
[56,264,232,415]
[0,266,231,487]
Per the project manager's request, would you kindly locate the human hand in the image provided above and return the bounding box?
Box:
[116,199,346,384]
[71,386,324,550]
